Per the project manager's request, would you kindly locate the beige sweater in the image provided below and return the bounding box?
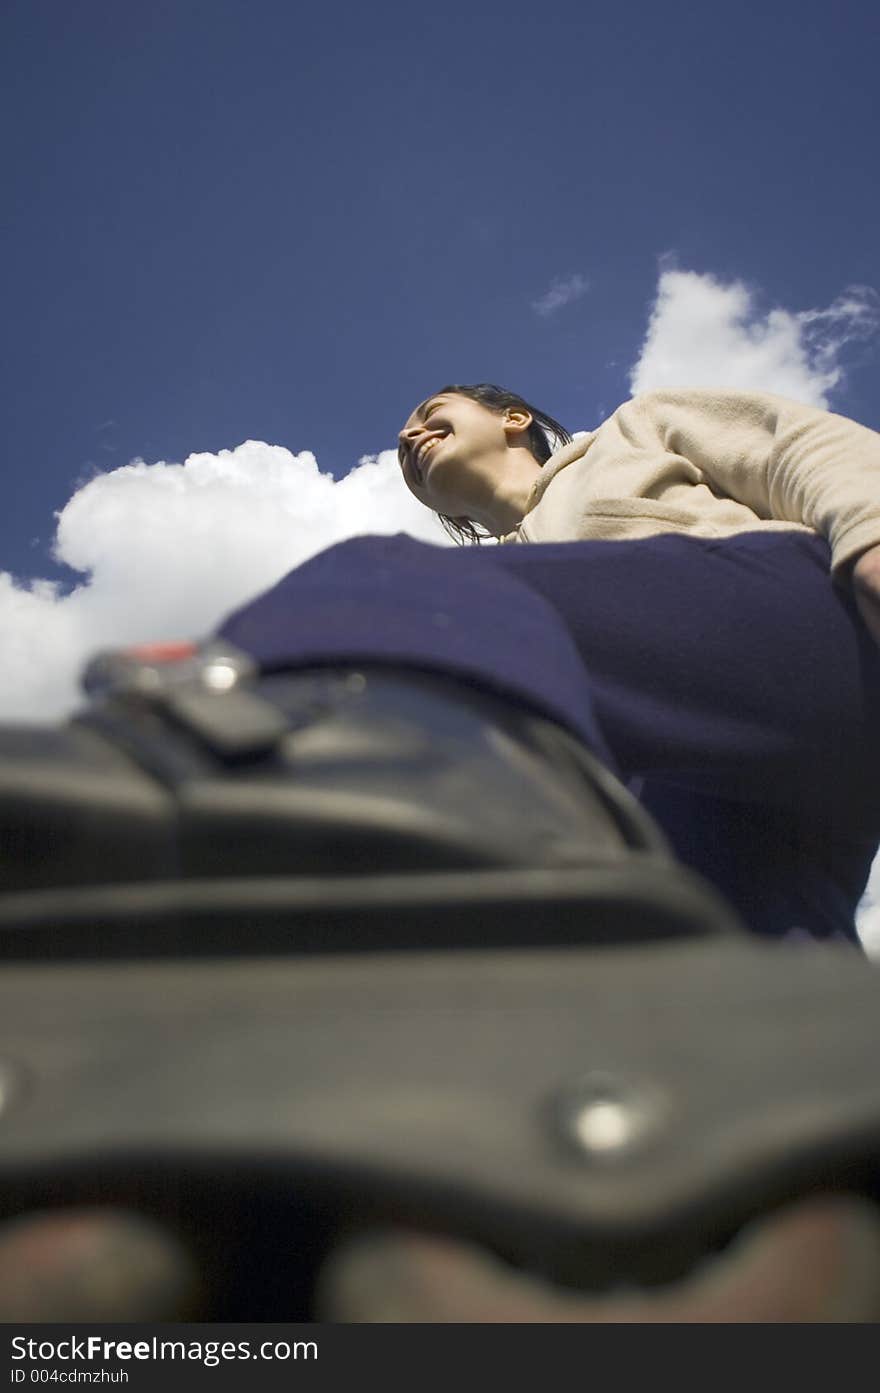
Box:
[502,388,880,576]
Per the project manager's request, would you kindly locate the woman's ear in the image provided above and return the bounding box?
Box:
[503,407,533,441]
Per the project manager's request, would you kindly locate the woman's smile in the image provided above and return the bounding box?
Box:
[415,435,443,481]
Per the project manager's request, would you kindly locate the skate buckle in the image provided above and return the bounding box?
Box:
[81,641,289,760]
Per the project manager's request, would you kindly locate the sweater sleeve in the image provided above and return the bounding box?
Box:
[626,389,880,575]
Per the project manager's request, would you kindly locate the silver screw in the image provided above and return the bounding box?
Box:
[555,1073,665,1160]
[202,661,239,692]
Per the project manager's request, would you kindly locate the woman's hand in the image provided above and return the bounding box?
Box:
[852,545,880,648]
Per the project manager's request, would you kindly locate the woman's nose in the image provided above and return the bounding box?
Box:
[398,426,423,461]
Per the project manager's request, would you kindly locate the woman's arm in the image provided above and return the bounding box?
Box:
[627,389,880,577]
[853,544,880,646]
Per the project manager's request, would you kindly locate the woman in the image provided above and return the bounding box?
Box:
[393,383,880,943]
[397,382,880,614]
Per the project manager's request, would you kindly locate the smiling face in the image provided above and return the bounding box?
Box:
[397,391,538,532]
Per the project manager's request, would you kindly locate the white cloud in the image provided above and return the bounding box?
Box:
[532,273,590,317]
[0,443,450,723]
[630,267,879,406]
[857,878,880,958]
[628,266,880,952]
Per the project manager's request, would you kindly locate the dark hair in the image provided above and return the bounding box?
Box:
[428,384,572,545]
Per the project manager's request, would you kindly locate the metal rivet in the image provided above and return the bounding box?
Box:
[202,662,239,692]
[554,1073,665,1161]
[571,1098,638,1152]
[131,666,163,692]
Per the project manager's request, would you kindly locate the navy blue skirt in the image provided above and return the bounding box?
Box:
[218,531,880,944]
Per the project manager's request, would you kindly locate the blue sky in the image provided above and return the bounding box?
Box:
[3,0,878,589]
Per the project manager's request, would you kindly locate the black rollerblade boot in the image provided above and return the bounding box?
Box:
[0,637,744,957]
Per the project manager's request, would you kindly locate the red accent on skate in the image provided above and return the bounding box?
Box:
[122,641,199,664]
